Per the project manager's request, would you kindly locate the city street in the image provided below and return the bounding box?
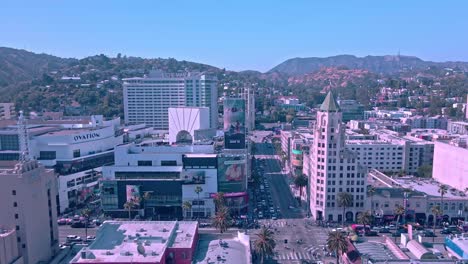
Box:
[252,136,324,263]
[58,225,97,244]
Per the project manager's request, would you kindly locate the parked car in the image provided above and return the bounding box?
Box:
[422,230,436,237]
[57,218,68,225]
[71,221,86,228]
[440,228,451,234]
[379,228,391,233]
[365,230,379,236]
[66,235,82,243]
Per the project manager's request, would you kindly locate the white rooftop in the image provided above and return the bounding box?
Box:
[395,177,467,199]
[71,221,197,263]
[194,235,249,264]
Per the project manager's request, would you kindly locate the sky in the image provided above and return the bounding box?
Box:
[1,1,468,72]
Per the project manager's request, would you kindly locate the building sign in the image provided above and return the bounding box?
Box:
[224,98,246,149]
[126,185,141,206]
[73,133,101,142]
[218,156,247,193]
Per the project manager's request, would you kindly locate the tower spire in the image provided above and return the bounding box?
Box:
[17,110,30,162]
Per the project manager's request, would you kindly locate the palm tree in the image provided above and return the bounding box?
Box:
[213,192,226,210]
[81,208,92,240]
[294,174,308,205]
[337,192,353,226]
[254,226,276,264]
[182,201,192,219]
[438,185,448,214]
[357,211,372,236]
[212,206,230,233]
[431,205,442,242]
[394,204,405,225]
[327,231,348,264]
[123,199,137,220]
[194,186,203,218]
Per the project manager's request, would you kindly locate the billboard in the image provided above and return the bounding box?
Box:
[182,170,206,184]
[218,155,247,192]
[224,98,246,149]
[126,185,141,206]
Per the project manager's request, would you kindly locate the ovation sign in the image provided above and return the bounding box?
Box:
[73,133,101,142]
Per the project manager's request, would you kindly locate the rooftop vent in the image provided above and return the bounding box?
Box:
[151,251,159,256]
[139,228,146,232]
[162,228,168,232]
[105,251,113,256]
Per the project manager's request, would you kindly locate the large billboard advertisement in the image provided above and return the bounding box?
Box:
[224,98,246,149]
[126,185,141,206]
[218,155,247,193]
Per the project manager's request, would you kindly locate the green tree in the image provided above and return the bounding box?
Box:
[327,231,348,264]
[394,204,405,225]
[213,192,226,210]
[182,201,192,219]
[337,192,353,226]
[431,205,442,242]
[194,186,204,218]
[438,185,448,214]
[212,206,230,233]
[254,226,276,264]
[357,211,372,236]
[294,174,308,205]
[81,208,92,240]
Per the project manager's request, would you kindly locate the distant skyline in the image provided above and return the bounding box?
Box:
[1,1,468,72]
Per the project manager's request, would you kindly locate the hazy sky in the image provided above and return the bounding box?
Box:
[1,1,467,72]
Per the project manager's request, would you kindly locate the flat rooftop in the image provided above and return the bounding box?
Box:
[38,128,100,136]
[71,221,197,263]
[354,241,398,261]
[194,234,249,264]
[395,177,466,199]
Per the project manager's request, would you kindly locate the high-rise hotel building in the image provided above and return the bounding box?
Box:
[123,70,218,130]
[305,92,366,222]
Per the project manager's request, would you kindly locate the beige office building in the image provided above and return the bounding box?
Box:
[0,160,59,264]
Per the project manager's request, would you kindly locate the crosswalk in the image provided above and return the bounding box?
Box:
[275,251,314,260]
[259,220,288,228]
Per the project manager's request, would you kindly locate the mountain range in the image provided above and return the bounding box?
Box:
[2,47,468,88]
[268,55,468,75]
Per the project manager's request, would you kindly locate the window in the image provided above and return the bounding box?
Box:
[161,160,177,166]
[73,149,81,158]
[39,151,56,160]
[16,225,19,230]
[13,202,17,207]
[15,214,18,219]
[12,190,16,195]
[138,160,152,166]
